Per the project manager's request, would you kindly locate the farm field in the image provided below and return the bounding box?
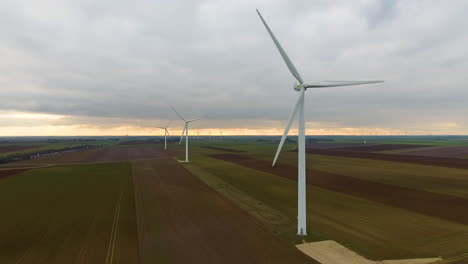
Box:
[307,143,431,152]
[209,153,468,225]
[1,142,319,263]
[132,157,316,264]
[2,136,468,263]
[177,139,468,261]
[0,139,114,159]
[0,162,139,263]
[11,144,182,165]
[385,146,468,158]
[0,144,38,153]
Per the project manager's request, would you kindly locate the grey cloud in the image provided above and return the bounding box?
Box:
[1,0,468,133]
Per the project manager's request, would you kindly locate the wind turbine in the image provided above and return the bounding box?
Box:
[171,105,200,162]
[158,120,172,150]
[257,9,383,236]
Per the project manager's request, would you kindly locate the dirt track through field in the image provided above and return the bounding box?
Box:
[306,148,468,169]
[210,153,468,226]
[132,157,317,264]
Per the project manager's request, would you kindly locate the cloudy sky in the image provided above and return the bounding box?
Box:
[1,0,467,136]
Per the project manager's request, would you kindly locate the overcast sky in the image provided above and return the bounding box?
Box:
[1,0,467,136]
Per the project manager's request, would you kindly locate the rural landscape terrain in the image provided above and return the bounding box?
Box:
[1,135,468,263]
[3,1,468,263]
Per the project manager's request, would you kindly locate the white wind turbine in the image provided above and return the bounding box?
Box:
[257,9,383,236]
[158,120,172,150]
[171,105,200,162]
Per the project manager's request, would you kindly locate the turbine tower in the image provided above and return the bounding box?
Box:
[171,105,200,162]
[158,120,172,150]
[257,9,383,236]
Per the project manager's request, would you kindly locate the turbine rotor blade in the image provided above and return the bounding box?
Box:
[305,80,384,88]
[179,124,187,144]
[272,88,305,166]
[166,128,169,136]
[187,118,201,123]
[171,105,186,122]
[257,9,304,84]
[166,120,173,128]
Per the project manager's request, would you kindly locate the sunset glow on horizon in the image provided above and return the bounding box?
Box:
[0,111,464,136]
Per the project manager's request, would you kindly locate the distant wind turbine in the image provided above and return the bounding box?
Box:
[171,105,200,162]
[158,120,172,150]
[257,9,383,236]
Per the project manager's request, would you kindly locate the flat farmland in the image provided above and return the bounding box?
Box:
[0,168,29,179]
[0,162,139,263]
[0,145,38,153]
[306,148,468,169]
[388,146,468,158]
[180,141,468,260]
[132,157,316,264]
[210,153,468,225]
[3,139,468,263]
[13,145,182,165]
[186,154,468,260]
[0,141,112,159]
[179,142,468,199]
[308,143,430,152]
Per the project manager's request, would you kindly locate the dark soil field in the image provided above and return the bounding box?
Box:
[16,146,183,165]
[132,157,317,264]
[201,146,246,152]
[396,146,468,158]
[306,143,370,149]
[210,153,468,226]
[119,140,164,145]
[306,148,468,169]
[0,145,37,153]
[318,144,431,152]
[0,168,29,179]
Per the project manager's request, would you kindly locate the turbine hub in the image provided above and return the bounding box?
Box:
[293,83,302,91]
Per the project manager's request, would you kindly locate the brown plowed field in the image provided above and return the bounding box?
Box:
[306,143,373,149]
[119,140,166,145]
[16,146,183,165]
[132,157,317,264]
[201,146,246,152]
[0,169,29,180]
[397,146,468,158]
[306,148,468,169]
[210,153,468,226]
[321,144,431,152]
[0,145,37,153]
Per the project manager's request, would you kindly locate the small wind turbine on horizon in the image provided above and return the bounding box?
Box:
[158,120,172,150]
[171,105,200,162]
[257,9,383,236]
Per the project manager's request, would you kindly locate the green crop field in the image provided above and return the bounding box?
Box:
[0,162,138,263]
